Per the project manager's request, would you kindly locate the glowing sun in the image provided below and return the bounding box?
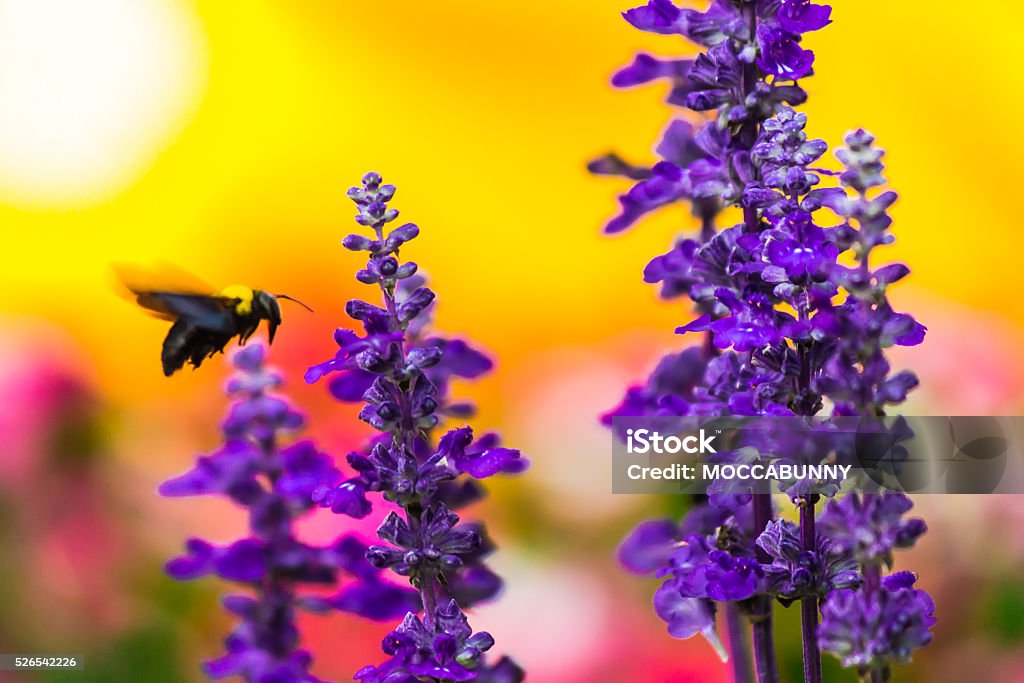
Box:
[0,0,206,207]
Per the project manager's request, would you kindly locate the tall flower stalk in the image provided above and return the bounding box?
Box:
[813,133,935,683]
[307,173,527,683]
[594,1,933,681]
[161,342,415,682]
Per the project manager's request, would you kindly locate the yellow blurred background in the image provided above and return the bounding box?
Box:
[3,1,1024,681]
[5,0,1024,395]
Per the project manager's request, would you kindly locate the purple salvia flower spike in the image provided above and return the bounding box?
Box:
[813,136,934,682]
[308,173,527,682]
[595,1,932,682]
[161,342,416,682]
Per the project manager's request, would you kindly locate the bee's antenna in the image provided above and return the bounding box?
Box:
[274,294,314,313]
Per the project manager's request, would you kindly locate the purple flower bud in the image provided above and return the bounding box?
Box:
[362,171,382,189]
[407,346,443,369]
[231,343,266,371]
[343,233,377,251]
[395,261,419,279]
[384,222,420,251]
[397,286,435,322]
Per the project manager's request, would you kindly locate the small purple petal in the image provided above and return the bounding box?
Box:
[619,519,678,574]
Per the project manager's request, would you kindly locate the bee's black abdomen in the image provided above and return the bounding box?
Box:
[161,319,232,376]
[162,319,195,376]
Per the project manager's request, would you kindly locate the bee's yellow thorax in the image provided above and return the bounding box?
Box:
[219,284,254,315]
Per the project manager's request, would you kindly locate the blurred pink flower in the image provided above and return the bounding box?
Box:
[0,317,130,634]
[0,318,95,487]
[894,292,1024,414]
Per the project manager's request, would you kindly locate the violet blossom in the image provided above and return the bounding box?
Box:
[161,342,416,682]
[307,173,526,682]
[818,571,935,675]
[594,1,932,681]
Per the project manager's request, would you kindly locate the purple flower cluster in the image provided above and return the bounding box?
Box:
[817,494,934,678]
[307,172,526,683]
[819,570,936,674]
[161,343,417,682]
[591,0,832,236]
[817,492,926,568]
[756,519,860,606]
[594,1,933,681]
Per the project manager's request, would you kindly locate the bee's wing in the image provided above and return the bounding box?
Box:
[113,262,214,295]
[135,292,238,333]
[114,262,237,331]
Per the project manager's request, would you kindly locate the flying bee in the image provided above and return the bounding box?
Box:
[115,264,312,376]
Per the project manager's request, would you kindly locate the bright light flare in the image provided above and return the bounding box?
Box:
[0,0,205,207]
